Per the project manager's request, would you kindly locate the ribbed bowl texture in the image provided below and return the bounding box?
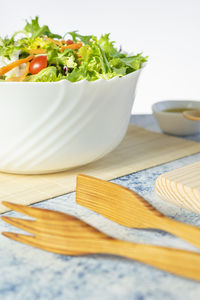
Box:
[0,69,142,174]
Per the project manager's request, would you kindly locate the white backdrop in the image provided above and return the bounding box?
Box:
[1,0,200,113]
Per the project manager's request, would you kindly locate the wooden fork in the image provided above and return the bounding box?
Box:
[2,201,200,282]
[76,174,200,250]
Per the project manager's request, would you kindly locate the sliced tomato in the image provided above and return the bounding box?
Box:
[29,55,47,75]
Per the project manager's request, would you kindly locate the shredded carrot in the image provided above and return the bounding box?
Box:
[42,35,62,47]
[0,55,34,76]
[29,49,46,54]
[59,42,82,52]
[6,62,30,82]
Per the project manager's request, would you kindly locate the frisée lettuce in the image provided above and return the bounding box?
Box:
[0,17,147,82]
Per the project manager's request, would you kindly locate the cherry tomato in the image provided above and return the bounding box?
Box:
[29,55,47,75]
[66,39,74,45]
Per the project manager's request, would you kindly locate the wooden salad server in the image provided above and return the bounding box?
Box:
[1,201,200,282]
[183,110,200,121]
[76,174,200,250]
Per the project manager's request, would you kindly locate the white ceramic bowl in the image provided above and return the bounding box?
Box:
[0,69,142,174]
[152,100,200,136]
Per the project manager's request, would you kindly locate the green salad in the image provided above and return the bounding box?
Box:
[0,17,147,82]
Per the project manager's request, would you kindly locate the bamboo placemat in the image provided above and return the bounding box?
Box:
[1,125,200,213]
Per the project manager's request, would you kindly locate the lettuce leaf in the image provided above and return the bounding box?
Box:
[98,33,119,57]
[121,54,147,70]
[24,16,61,39]
[65,34,147,82]
[31,66,58,82]
[67,31,92,44]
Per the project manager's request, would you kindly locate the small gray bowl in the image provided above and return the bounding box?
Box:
[152,100,200,136]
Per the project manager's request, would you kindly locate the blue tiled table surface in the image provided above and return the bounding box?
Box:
[0,114,200,300]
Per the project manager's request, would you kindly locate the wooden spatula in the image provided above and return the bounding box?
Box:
[183,110,200,121]
[76,174,200,249]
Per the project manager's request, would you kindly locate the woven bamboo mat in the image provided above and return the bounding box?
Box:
[1,125,200,213]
